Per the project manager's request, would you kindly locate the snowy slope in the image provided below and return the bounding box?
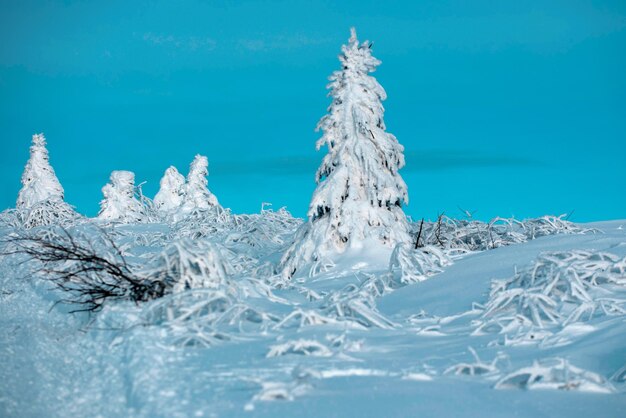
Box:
[0,220,625,417]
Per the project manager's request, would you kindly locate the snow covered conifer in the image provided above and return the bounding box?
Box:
[280,28,411,277]
[17,133,64,208]
[154,166,186,213]
[98,170,147,222]
[180,155,219,214]
[14,133,79,228]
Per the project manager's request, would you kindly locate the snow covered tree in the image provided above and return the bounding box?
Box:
[154,166,186,213]
[16,133,64,208]
[98,170,147,223]
[280,28,411,278]
[14,133,79,228]
[180,155,219,214]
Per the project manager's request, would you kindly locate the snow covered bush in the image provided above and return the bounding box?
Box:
[153,166,186,215]
[140,276,284,347]
[172,206,234,239]
[19,199,81,229]
[389,243,451,286]
[13,133,79,228]
[98,170,148,223]
[145,239,234,294]
[1,227,242,313]
[179,155,220,216]
[414,214,593,254]
[0,226,166,312]
[474,250,626,343]
[317,275,397,329]
[280,28,411,278]
[0,209,21,229]
[169,205,300,278]
[219,206,302,277]
[227,206,301,250]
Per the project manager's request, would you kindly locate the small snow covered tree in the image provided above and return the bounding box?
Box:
[98,170,147,223]
[17,133,64,208]
[14,133,79,228]
[154,166,186,213]
[180,155,219,214]
[280,28,411,278]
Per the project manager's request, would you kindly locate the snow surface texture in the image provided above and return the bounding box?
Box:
[1,214,624,417]
[280,29,411,278]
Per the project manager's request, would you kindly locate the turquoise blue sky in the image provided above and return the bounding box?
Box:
[1,0,625,221]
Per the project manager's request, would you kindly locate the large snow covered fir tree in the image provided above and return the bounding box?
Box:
[98,170,147,222]
[280,28,411,278]
[180,155,220,214]
[16,133,65,208]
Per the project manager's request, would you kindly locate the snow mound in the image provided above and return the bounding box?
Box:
[444,347,501,377]
[495,358,615,393]
[267,339,333,358]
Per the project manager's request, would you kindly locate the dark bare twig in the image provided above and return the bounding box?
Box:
[435,212,445,247]
[414,218,424,249]
[0,227,167,313]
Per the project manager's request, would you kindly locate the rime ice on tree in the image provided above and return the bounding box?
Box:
[281,28,411,278]
[14,133,78,228]
[154,166,186,213]
[98,170,147,222]
[180,155,219,214]
[17,133,65,208]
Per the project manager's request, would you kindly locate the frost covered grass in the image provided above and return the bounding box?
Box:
[413,214,595,253]
[474,250,626,346]
[1,216,624,416]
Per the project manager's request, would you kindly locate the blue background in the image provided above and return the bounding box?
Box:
[1,0,624,221]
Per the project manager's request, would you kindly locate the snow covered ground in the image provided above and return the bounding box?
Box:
[0,217,624,417]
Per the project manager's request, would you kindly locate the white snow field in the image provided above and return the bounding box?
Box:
[0,215,624,417]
